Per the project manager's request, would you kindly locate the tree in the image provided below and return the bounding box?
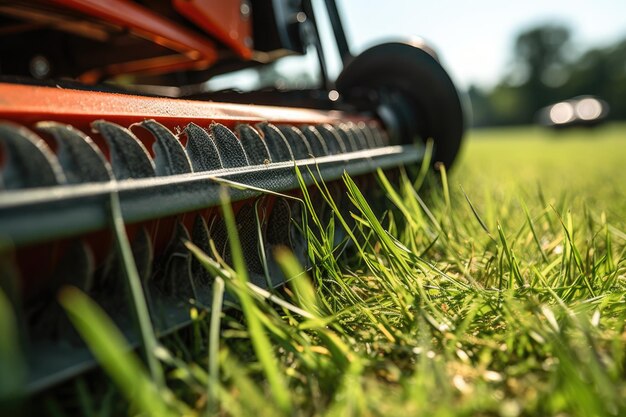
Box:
[562,40,626,120]
[512,24,572,121]
[469,24,626,127]
[513,24,572,89]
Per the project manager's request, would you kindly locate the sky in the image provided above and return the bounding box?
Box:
[331,0,626,90]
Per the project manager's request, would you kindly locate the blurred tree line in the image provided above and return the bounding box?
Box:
[469,24,626,126]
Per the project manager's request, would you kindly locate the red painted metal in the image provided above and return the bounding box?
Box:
[0,83,367,134]
[79,55,215,83]
[173,0,253,60]
[49,0,219,78]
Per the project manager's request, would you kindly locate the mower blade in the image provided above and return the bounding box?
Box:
[36,122,113,184]
[135,119,192,176]
[91,120,156,180]
[184,122,223,171]
[300,125,330,156]
[236,124,272,165]
[0,122,66,189]
[277,125,313,158]
[210,122,249,168]
[257,122,295,162]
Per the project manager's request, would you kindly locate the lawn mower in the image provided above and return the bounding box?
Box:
[0,0,465,396]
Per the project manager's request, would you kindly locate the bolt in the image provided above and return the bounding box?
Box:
[240,1,251,19]
[244,37,253,48]
[29,55,51,79]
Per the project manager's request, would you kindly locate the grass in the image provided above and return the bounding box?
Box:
[15,123,626,416]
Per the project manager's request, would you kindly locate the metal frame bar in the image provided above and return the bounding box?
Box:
[323,0,352,66]
[0,144,422,246]
[302,0,331,90]
[0,83,366,130]
[48,0,218,80]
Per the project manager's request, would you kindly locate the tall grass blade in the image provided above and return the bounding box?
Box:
[207,276,224,413]
[0,288,24,407]
[219,187,292,414]
[460,184,494,240]
[274,247,321,318]
[108,191,164,388]
[58,287,176,417]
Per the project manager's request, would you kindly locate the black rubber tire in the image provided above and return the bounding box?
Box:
[336,41,466,169]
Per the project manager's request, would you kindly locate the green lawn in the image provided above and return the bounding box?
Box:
[24,124,626,416]
[457,124,626,223]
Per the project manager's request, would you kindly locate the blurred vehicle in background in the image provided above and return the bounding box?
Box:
[537,96,609,129]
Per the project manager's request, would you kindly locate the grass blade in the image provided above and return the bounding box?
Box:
[108,191,164,388]
[0,288,24,407]
[207,276,224,413]
[58,287,176,417]
[219,187,292,414]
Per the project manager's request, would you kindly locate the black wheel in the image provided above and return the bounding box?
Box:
[336,40,466,169]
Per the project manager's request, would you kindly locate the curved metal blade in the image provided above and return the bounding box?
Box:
[184,123,223,172]
[159,221,193,298]
[339,123,367,150]
[236,124,271,165]
[257,123,294,162]
[300,125,329,157]
[134,119,192,176]
[368,123,389,147]
[346,122,375,149]
[266,198,293,248]
[36,122,112,184]
[92,120,155,180]
[277,125,313,159]
[356,121,380,148]
[132,227,154,287]
[334,124,358,152]
[0,122,66,189]
[316,124,347,154]
[210,122,249,168]
[191,215,212,288]
[236,204,264,275]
